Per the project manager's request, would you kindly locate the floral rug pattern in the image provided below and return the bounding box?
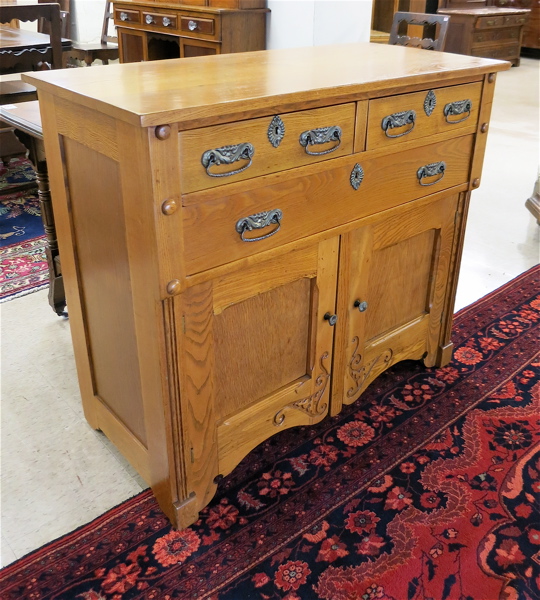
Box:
[0,266,538,599]
[0,159,48,302]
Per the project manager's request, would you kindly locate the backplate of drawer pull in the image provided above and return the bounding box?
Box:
[235,209,283,242]
[201,142,255,177]
[299,126,342,155]
[444,100,472,124]
[417,161,446,186]
[350,163,364,190]
[268,115,285,148]
[381,109,416,138]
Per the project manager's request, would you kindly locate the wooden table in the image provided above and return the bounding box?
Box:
[0,100,65,315]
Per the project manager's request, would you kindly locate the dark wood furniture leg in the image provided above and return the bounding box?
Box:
[13,128,66,315]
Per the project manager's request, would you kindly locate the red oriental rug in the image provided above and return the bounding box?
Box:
[1,265,539,600]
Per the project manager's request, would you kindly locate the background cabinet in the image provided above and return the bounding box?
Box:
[113,0,267,62]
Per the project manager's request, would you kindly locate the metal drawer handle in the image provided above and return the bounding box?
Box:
[201,142,255,178]
[417,161,446,186]
[120,11,129,21]
[299,126,342,156]
[381,109,416,138]
[235,209,282,243]
[444,99,472,124]
[188,19,198,31]
[145,14,154,24]
[162,16,171,27]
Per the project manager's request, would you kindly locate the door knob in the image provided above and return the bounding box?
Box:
[324,312,338,326]
[354,300,368,312]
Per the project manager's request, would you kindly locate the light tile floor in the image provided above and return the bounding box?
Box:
[1,57,539,568]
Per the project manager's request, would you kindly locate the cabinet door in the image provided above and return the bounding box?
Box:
[180,37,220,57]
[118,28,147,62]
[332,194,459,413]
[172,237,339,506]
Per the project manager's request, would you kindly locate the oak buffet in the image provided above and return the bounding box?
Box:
[24,44,509,529]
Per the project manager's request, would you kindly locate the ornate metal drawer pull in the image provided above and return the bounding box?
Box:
[444,99,472,124]
[299,126,342,156]
[201,142,255,178]
[120,11,129,21]
[188,19,198,31]
[162,17,171,27]
[145,14,154,24]
[381,109,416,138]
[417,161,446,186]
[235,209,282,243]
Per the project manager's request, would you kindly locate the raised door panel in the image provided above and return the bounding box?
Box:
[332,193,459,412]
[118,28,147,62]
[174,237,339,497]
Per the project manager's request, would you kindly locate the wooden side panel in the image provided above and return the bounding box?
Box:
[63,137,147,445]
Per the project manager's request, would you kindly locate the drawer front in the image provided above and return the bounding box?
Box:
[179,103,356,194]
[180,16,216,37]
[115,8,140,24]
[142,12,178,30]
[182,134,474,274]
[473,26,520,44]
[476,15,506,28]
[366,82,482,150]
[471,44,519,60]
[502,14,529,26]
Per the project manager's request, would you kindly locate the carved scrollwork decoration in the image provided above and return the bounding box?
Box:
[273,352,330,426]
[347,339,393,399]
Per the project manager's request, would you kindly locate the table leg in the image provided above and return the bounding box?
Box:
[13,129,66,316]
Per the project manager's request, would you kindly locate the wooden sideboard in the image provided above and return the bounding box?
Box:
[112,0,267,62]
[437,6,530,65]
[24,45,509,529]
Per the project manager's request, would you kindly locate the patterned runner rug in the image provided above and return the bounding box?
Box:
[0,158,48,302]
[1,265,538,600]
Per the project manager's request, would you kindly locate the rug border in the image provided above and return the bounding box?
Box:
[1,263,539,573]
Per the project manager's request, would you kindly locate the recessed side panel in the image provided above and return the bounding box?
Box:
[63,137,147,446]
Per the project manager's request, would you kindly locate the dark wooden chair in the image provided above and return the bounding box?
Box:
[64,1,118,67]
[388,11,450,51]
[0,3,64,73]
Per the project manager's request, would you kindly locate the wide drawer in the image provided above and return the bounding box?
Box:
[473,26,520,44]
[366,82,482,150]
[182,134,474,275]
[178,103,356,193]
[115,7,140,24]
[471,44,519,60]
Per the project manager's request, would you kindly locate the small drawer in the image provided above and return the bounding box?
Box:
[180,16,216,37]
[473,27,520,44]
[179,103,356,194]
[476,15,505,28]
[181,135,474,275]
[502,14,529,26]
[366,82,482,150]
[142,12,177,30]
[114,8,140,24]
